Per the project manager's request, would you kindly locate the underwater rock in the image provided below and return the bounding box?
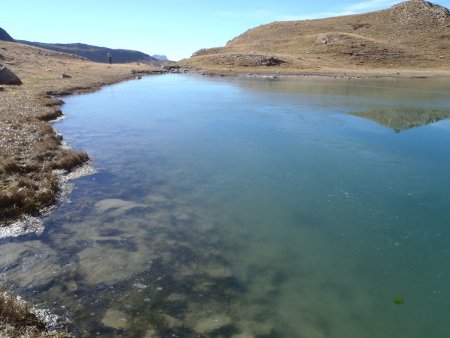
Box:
[0,242,28,267]
[143,328,158,337]
[77,244,156,285]
[167,293,186,302]
[202,263,233,279]
[232,333,255,338]
[64,280,78,292]
[175,260,233,280]
[146,194,170,205]
[237,320,273,336]
[173,209,194,223]
[0,241,60,288]
[101,309,128,330]
[95,198,148,215]
[193,314,232,334]
[161,314,183,329]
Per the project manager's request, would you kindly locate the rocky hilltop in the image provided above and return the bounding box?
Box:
[0,27,14,42]
[180,0,450,75]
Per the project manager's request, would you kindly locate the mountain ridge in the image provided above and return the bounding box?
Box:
[18,41,164,65]
[0,26,168,65]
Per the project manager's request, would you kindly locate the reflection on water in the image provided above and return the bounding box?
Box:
[351,107,450,132]
[1,75,450,337]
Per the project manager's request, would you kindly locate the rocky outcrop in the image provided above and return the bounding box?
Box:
[0,27,13,42]
[393,0,450,18]
[0,65,22,85]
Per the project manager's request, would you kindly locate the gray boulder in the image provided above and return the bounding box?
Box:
[0,65,22,85]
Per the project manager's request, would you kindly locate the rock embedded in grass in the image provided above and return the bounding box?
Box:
[0,65,22,85]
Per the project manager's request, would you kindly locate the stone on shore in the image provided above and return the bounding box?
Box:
[0,65,22,85]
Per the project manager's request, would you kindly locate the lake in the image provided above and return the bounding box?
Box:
[1,74,450,337]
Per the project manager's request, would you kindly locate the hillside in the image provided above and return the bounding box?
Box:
[0,26,165,65]
[19,41,164,66]
[0,27,14,41]
[180,0,450,75]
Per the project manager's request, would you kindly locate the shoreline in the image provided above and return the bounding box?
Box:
[0,40,164,229]
[177,66,450,80]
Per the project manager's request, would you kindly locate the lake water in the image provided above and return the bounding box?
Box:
[2,74,450,337]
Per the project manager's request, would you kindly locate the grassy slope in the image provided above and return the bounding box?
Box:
[179,0,450,76]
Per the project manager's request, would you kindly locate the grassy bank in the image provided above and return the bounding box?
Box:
[0,289,71,337]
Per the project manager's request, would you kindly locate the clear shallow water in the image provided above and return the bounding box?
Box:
[2,74,450,337]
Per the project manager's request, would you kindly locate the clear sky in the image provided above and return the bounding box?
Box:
[1,0,449,61]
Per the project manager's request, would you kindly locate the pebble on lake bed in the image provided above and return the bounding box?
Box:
[101,309,128,329]
[194,315,232,334]
[232,333,255,338]
[95,198,148,215]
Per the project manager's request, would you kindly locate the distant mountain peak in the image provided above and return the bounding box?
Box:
[0,27,14,42]
[152,54,169,61]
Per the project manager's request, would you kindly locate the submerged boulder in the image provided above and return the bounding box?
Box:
[0,65,22,85]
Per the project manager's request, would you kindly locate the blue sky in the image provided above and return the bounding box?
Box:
[1,0,449,60]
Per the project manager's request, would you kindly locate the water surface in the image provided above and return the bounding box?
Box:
[2,75,450,337]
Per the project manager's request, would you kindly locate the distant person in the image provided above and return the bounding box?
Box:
[107,52,112,64]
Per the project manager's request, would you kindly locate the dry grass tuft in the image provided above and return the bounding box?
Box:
[0,172,59,220]
[53,151,89,171]
[0,290,71,337]
[37,110,64,122]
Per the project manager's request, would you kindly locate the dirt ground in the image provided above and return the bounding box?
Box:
[0,41,163,227]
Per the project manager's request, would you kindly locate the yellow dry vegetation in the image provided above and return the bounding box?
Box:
[180,0,450,76]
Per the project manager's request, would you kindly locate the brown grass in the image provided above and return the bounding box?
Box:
[0,290,71,337]
[0,40,164,226]
[179,0,450,77]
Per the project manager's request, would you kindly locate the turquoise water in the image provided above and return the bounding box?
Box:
[2,74,450,337]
